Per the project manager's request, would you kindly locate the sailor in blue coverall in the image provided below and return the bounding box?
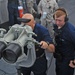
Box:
[8,0,19,26]
[53,8,75,75]
[20,13,55,75]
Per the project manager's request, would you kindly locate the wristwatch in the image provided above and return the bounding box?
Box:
[46,41,50,46]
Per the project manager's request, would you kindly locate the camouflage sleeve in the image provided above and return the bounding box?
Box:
[37,0,42,14]
[53,0,59,11]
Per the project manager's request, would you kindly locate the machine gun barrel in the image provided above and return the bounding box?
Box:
[0,24,39,67]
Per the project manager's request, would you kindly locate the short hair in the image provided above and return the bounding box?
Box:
[53,7,68,21]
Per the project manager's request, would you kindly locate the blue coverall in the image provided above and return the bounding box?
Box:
[54,22,75,75]
[21,23,53,75]
[8,0,19,26]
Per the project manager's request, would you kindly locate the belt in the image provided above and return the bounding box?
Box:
[36,53,45,59]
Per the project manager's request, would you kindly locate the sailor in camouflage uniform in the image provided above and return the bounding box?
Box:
[38,0,58,39]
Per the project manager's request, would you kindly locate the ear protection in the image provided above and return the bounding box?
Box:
[53,8,69,22]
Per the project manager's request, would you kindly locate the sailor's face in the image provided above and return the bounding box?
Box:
[54,15,66,28]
